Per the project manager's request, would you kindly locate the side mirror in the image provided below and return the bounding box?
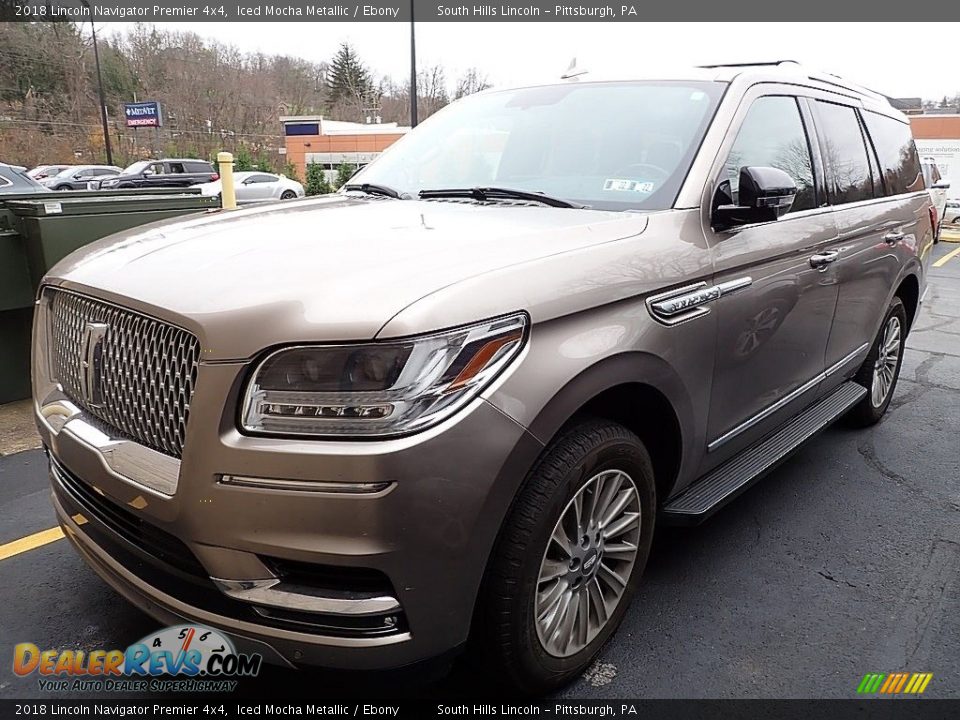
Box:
[932,181,951,190]
[142,169,154,176]
[712,166,797,231]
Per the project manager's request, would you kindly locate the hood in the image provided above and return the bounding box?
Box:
[46,196,648,360]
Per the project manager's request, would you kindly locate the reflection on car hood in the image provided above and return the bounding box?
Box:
[45,195,649,359]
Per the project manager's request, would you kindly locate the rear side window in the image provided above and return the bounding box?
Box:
[724,96,816,212]
[187,162,213,173]
[813,101,876,205]
[863,112,924,195]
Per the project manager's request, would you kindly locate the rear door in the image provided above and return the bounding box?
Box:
[813,103,925,390]
[701,88,840,469]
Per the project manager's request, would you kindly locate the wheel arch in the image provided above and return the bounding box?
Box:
[521,352,697,503]
[894,272,920,331]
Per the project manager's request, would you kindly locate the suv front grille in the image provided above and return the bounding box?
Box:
[48,289,201,458]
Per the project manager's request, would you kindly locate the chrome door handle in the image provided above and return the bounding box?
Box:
[809,250,839,270]
[883,230,905,245]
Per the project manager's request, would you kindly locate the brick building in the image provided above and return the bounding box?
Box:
[280,116,410,183]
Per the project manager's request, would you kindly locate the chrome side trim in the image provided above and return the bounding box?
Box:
[707,342,870,453]
[39,400,180,496]
[824,343,870,377]
[212,578,402,616]
[647,277,752,326]
[220,475,393,495]
[708,374,823,453]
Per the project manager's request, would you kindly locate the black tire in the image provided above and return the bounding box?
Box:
[473,418,656,695]
[53,185,70,191]
[280,190,297,200]
[846,296,907,427]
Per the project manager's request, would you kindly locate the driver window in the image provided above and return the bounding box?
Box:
[724,96,816,212]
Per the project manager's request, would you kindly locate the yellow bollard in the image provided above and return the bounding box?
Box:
[217,151,236,210]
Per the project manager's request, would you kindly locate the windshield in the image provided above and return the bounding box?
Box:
[350,81,724,211]
[122,161,151,176]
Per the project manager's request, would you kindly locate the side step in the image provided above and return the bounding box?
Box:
[660,381,867,526]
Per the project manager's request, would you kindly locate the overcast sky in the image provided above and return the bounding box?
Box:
[110,22,959,100]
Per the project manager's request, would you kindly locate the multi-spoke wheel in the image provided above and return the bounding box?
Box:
[871,315,901,408]
[474,419,656,694]
[848,296,907,426]
[535,469,641,657]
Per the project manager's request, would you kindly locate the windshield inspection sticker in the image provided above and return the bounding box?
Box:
[604,179,655,193]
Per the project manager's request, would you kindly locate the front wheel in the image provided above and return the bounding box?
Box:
[474,419,656,694]
[847,296,907,426]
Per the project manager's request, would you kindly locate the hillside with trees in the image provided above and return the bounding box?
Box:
[0,22,489,174]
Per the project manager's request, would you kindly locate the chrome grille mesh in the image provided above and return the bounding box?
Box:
[48,290,201,458]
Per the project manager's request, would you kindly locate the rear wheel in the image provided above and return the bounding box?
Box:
[280,190,297,200]
[847,296,907,426]
[474,419,656,694]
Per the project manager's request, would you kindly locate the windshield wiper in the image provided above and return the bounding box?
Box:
[343,183,406,199]
[418,186,583,209]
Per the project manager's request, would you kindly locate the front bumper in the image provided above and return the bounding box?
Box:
[34,308,542,671]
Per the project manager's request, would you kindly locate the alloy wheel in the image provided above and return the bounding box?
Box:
[871,315,901,407]
[534,469,641,658]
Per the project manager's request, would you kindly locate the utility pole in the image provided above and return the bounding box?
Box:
[409,0,418,127]
[83,2,114,165]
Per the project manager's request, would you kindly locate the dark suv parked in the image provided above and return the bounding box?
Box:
[94,158,217,190]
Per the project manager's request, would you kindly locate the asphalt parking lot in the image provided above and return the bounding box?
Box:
[1,240,959,700]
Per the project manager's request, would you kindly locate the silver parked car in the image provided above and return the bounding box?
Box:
[33,63,933,694]
[26,164,73,181]
[40,165,123,191]
[1,163,46,194]
[191,171,305,203]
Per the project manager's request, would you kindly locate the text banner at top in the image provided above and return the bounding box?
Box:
[0,0,952,22]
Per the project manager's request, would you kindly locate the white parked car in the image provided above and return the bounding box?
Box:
[191,171,305,204]
[944,200,959,225]
[920,157,950,240]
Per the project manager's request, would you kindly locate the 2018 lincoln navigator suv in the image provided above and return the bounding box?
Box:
[33,63,934,693]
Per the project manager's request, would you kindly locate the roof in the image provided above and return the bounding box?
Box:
[491,61,903,121]
[280,115,411,135]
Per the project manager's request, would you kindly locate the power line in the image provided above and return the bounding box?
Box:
[1,116,283,139]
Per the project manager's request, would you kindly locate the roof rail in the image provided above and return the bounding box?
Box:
[697,60,801,69]
[699,61,889,104]
[804,71,886,102]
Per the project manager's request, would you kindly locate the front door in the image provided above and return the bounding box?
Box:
[701,91,840,469]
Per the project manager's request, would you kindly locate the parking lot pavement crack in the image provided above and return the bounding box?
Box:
[880,538,960,667]
[817,569,858,589]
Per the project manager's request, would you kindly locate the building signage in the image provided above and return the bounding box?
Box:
[124,101,163,128]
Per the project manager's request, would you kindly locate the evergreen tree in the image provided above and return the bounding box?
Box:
[327,43,370,105]
[334,162,357,189]
[306,161,331,195]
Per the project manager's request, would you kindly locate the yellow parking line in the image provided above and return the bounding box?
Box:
[0,515,86,562]
[933,245,960,268]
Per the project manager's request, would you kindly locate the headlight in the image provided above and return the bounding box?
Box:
[241,313,527,437]
[101,179,119,186]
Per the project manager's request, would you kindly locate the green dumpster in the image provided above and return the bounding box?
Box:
[0,191,217,404]
[6,193,218,289]
[0,229,35,404]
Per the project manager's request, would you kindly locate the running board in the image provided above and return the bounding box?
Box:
[660,381,867,526]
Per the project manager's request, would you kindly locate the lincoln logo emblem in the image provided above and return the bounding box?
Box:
[80,322,109,408]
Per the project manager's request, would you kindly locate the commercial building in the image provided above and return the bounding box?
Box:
[910,115,960,197]
[280,116,410,183]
